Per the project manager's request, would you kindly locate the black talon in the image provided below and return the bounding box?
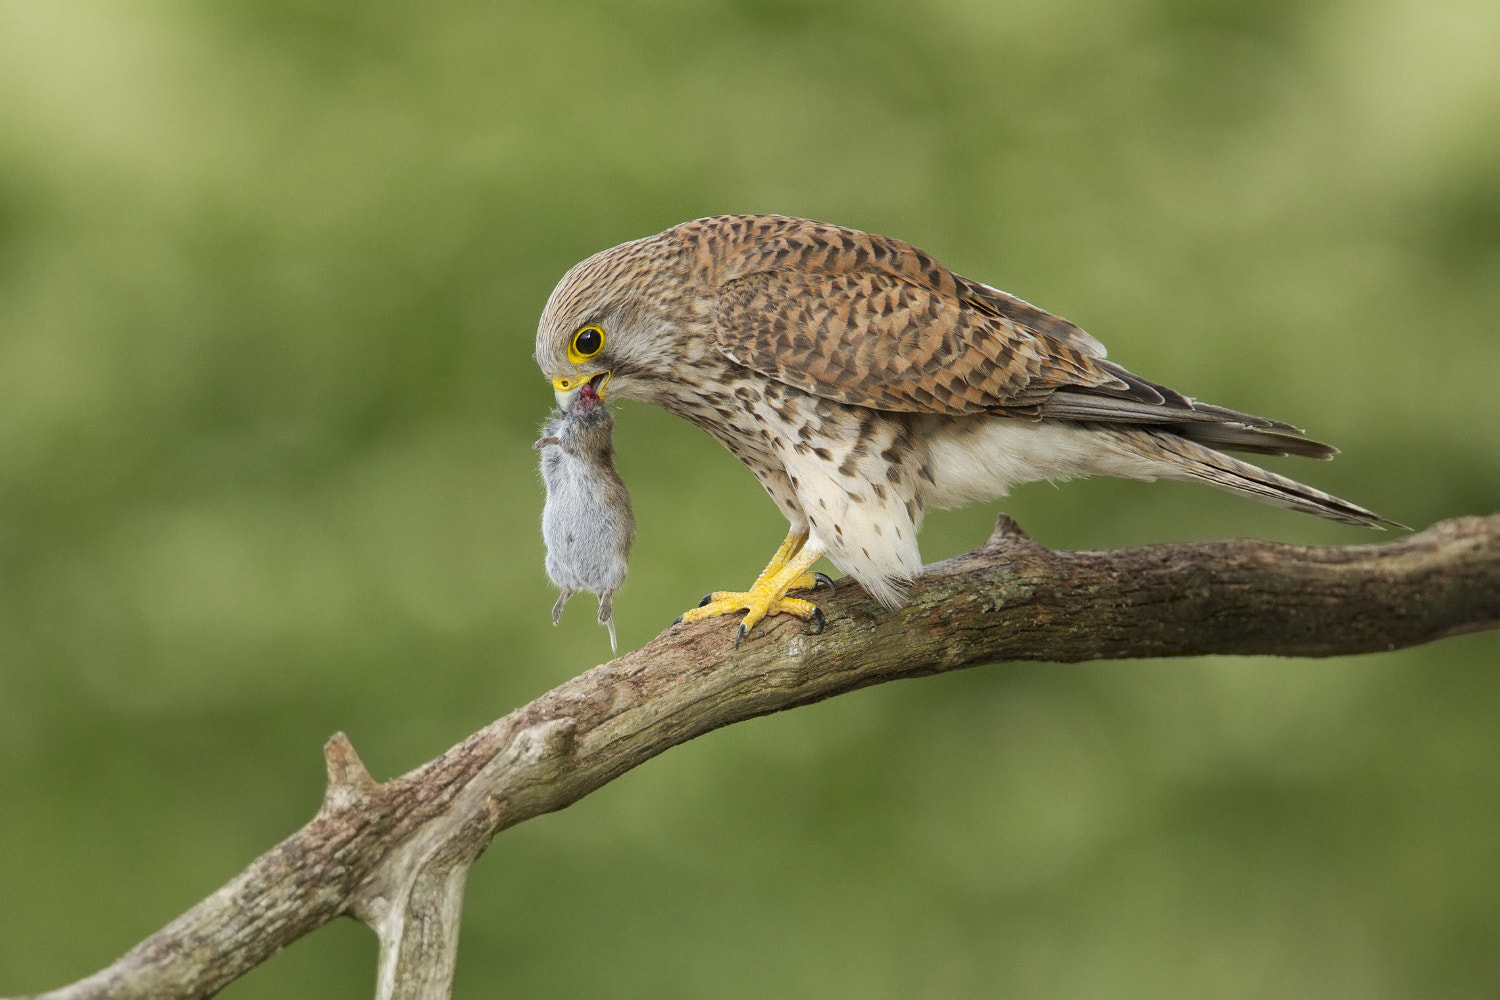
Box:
[698,594,715,608]
[672,615,684,626]
[812,572,836,596]
[734,622,747,649]
[808,606,826,635]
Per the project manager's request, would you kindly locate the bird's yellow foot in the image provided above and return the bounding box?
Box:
[673,534,832,648]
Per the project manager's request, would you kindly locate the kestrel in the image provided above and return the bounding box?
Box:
[536,215,1394,645]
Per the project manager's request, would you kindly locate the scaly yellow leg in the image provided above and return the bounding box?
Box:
[675,532,834,647]
[750,531,807,588]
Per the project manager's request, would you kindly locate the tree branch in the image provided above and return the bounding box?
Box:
[11,515,1499,1000]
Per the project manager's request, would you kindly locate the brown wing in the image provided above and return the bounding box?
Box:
[712,266,1127,415]
[695,215,1335,458]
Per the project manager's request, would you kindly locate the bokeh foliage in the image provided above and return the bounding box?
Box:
[2,1,1498,997]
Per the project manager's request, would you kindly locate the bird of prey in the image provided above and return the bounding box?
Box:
[536,214,1394,645]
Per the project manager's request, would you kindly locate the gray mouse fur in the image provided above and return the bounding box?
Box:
[535,394,635,652]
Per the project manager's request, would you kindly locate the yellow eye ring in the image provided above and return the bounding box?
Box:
[568,325,605,364]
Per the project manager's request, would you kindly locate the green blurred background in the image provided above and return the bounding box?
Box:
[2,1,1498,997]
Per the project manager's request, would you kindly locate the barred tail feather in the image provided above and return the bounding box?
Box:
[1112,429,1404,529]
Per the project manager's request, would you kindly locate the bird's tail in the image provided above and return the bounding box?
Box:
[1107,427,1404,529]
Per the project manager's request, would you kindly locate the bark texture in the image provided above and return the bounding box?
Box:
[10,514,1499,1000]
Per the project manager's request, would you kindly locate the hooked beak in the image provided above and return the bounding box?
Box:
[553,371,610,409]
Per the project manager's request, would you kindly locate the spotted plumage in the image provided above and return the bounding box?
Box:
[536,214,1395,631]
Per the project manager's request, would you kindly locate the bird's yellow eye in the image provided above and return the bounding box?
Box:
[568,325,605,364]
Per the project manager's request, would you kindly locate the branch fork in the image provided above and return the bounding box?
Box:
[11,515,1499,1000]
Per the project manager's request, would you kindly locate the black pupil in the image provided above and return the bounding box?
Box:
[576,328,601,355]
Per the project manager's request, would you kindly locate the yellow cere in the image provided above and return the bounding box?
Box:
[551,370,611,396]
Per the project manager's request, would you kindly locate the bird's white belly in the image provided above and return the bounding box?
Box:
[784,450,922,606]
[920,415,1169,510]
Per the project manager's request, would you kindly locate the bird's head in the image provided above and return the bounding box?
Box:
[535,232,697,411]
